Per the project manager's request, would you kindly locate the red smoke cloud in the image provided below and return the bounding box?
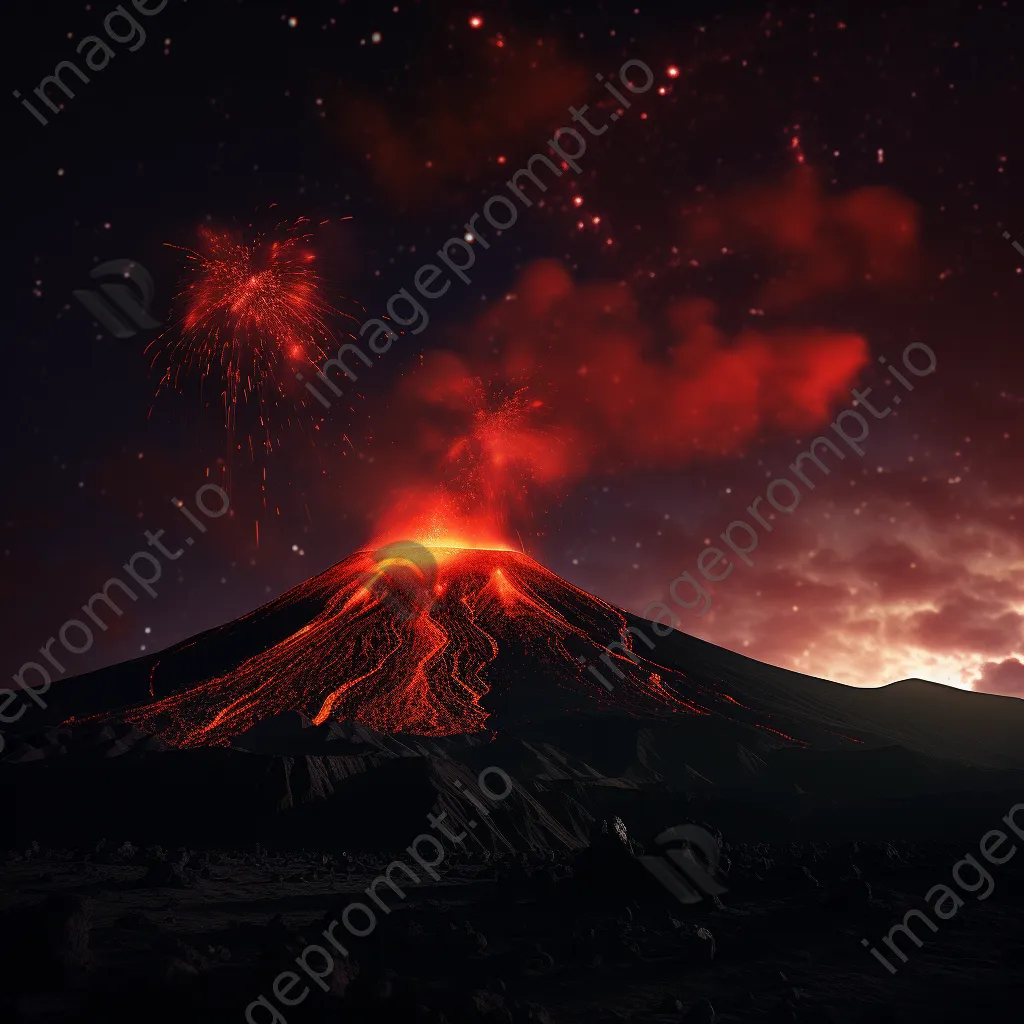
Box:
[686,167,920,309]
[421,259,868,464]
[370,260,871,545]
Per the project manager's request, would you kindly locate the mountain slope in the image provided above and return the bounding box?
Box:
[13,547,1024,772]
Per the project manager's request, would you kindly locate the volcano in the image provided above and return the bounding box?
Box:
[25,545,1024,770]
[42,546,812,747]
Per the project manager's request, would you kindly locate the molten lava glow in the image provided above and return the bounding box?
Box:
[421,540,517,556]
[75,550,816,749]
[371,494,519,555]
[370,382,565,553]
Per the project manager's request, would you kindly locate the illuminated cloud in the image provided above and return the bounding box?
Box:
[685,167,920,310]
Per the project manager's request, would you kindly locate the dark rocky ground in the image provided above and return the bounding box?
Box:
[3,827,1022,1024]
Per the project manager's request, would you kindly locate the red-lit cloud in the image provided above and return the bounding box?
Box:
[600,406,1024,695]
[453,259,870,469]
[975,659,1024,697]
[686,167,920,309]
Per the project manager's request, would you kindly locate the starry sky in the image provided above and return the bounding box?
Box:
[5,0,1024,698]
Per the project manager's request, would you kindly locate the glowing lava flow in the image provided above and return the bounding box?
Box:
[73,547,807,750]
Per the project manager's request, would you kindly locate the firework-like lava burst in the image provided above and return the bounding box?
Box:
[443,383,563,508]
[150,218,345,455]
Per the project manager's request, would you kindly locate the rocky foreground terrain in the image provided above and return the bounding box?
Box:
[2,825,1022,1024]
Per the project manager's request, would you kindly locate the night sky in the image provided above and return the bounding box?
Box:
[5,0,1024,699]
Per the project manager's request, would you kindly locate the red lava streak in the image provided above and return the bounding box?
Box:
[75,549,814,750]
